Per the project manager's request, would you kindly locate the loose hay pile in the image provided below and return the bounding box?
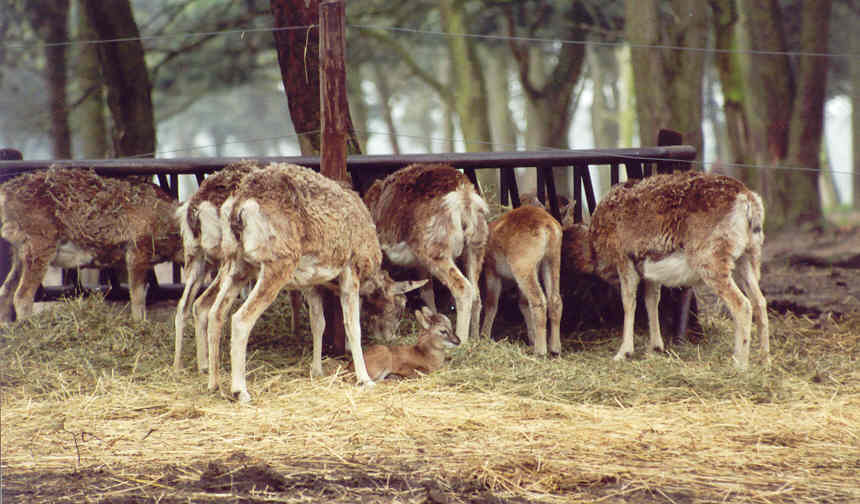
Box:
[1,295,858,503]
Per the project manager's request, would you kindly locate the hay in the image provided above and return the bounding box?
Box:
[2,295,858,503]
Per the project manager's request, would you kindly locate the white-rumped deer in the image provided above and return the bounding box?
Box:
[206,163,424,402]
[481,205,563,356]
[173,162,258,372]
[364,163,489,344]
[354,306,458,382]
[564,171,768,370]
[0,167,182,322]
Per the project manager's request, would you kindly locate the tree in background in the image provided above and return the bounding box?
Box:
[270,0,362,158]
[80,0,156,157]
[626,0,707,160]
[20,0,73,159]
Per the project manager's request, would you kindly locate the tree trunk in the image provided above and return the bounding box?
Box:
[626,0,707,163]
[739,0,828,229]
[507,9,587,200]
[80,0,155,157]
[438,0,495,195]
[852,10,860,209]
[30,0,72,159]
[781,0,830,226]
[371,59,401,155]
[270,0,361,157]
[74,0,108,159]
[709,0,753,182]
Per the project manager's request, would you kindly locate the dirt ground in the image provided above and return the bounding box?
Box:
[758,217,860,319]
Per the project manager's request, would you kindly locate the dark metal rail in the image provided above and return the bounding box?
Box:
[0,144,697,307]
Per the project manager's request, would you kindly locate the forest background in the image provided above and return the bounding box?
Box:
[0,0,857,233]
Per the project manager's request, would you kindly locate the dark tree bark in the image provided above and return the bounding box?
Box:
[740,0,830,229]
[270,0,361,157]
[26,0,72,158]
[80,0,156,157]
[625,0,707,163]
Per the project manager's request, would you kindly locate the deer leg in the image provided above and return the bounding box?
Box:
[289,290,304,337]
[339,266,374,386]
[126,255,150,321]
[417,268,437,312]
[192,265,223,374]
[737,255,769,361]
[541,256,563,356]
[174,256,207,371]
[614,259,640,361]
[207,262,243,392]
[479,269,502,340]
[514,267,547,356]
[643,280,665,353]
[12,246,53,321]
[464,244,485,342]
[702,267,752,371]
[0,249,22,322]
[303,289,325,378]
[426,258,474,345]
[230,263,291,403]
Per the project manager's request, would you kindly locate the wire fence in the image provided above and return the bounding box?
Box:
[1,17,856,179]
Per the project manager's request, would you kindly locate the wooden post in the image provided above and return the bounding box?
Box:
[319,0,348,356]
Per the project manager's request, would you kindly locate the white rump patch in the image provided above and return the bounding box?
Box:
[197,201,222,254]
[642,252,698,287]
[53,242,95,269]
[237,199,273,262]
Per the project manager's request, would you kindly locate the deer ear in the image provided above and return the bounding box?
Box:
[414,308,430,329]
[390,279,427,296]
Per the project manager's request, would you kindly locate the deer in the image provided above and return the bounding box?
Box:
[204,163,425,402]
[363,163,489,345]
[352,306,458,382]
[0,167,182,323]
[173,162,259,372]
[480,205,563,356]
[174,162,418,374]
[563,171,769,370]
[520,192,576,228]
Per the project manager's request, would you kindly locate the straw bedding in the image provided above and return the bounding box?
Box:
[1,294,858,503]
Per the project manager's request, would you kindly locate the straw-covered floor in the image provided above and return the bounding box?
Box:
[2,293,858,503]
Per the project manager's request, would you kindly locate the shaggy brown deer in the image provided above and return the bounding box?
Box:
[564,171,768,370]
[364,163,489,344]
[174,163,419,374]
[173,162,258,372]
[354,306,458,382]
[206,163,424,402]
[0,167,182,322]
[481,205,563,356]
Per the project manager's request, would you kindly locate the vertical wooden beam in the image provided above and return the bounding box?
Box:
[320,0,348,184]
[319,0,348,356]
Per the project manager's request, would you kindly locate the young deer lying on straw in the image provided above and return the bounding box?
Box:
[0,167,182,322]
[353,306,458,382]
[206,163,424,402]
[364,163,489,345]
[481,205,563,356]
[564,171,768,370]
